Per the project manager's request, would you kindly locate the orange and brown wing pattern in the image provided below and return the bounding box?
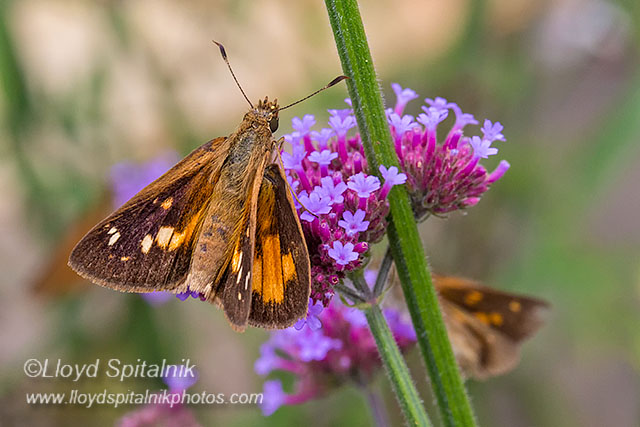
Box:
[214,157,267,331]
[248,164,310,329]
[68,138,229,292]
[440,300,521,379]
[434,274,549,379]
[434,274,549,341]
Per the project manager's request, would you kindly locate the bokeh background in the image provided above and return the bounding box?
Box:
[1,0,639,426]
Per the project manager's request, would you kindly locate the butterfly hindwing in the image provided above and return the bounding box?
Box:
[68,137,230,292]
[248,164,311,329]
[441,300,520,379]
[215,156,268,331]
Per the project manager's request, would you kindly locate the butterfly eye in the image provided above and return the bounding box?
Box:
[269,115,279,133]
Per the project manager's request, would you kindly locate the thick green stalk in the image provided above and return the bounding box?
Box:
[363,304,430,426]
[347,272,430,426]
[324,1,477,425]
[342,269,429,427]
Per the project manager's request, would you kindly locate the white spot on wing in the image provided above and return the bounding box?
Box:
[236,265,243,284]
[108,232,121,246]
[108,227,118,235]
[237,292,242,300]
[156,226,174,248]
[141,234,153,254]
[244,271,251,290]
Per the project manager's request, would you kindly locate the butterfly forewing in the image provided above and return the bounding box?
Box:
[69,137,230,292]
[433,274,549,379]
[248,164,311,328]
[434,274,549,341]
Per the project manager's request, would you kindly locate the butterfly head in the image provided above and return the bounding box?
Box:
[255,96,280,133]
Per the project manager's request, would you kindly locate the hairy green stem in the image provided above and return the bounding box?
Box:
[324,0,477,425]
[348,272,430,426]
[373,247,393,297]
[334,282,366,303]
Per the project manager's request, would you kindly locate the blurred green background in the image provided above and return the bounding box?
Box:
[1,0,639,426]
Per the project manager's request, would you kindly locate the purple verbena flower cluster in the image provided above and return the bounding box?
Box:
[282,113,406,305]
[388,83,510,218]
[255,283,416,416]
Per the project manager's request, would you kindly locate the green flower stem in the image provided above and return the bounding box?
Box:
[363,304,430,426]
[334,282,366,303]
[324,1,477,425]
[373,247,393,297]
[351,270,373,298]
[349,272,430,426]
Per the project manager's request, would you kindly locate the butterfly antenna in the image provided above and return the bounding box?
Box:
[213,41,253,108]
[279,75,349,111]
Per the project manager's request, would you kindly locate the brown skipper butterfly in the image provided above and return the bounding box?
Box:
[68,42,347,331]
[432,274,549,379]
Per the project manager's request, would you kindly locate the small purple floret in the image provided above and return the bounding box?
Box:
[308,149,338,166]
[328,241,358,266]
[292,115,316,135]
[347,173,380,198]
[338,210,369,236]
[260,380,287,416]
[481,119,506,142]
[469,136,498,159]
[392,83,419,115]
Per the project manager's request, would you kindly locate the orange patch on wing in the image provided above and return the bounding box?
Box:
[509,300,522,312]
[161,197,173,210]
[231,246,243,273]
[261,234,284,303]
[474,312,490,325]
[464,290,483,306]
[253,255,263,294]
[169,208,206,252]
[282,252,296,283]
[168,231,186,251]
[257,185,276,227]
[489,312,504,326]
